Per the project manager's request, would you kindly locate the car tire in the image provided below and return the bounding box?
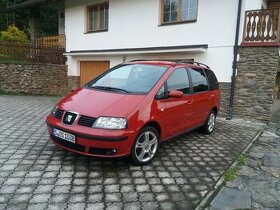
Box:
[201,110,216,134]
[130,126,160,165]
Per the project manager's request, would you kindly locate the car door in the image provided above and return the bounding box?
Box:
[188,68,212,126]
[156,68,195,138]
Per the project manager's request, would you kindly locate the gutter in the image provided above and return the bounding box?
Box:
[226,0,243,120]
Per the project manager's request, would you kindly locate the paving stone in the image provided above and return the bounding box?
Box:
[9,193,32,204]
[5,204,27,210]
[105,193,122,203]
[68,193,86,203]
[122,192,138,202]
[67,203,86,210]
[252,192,277,208]
[85,203,104,210]
[29,193,51,203]
[87,193,103,203]
[211,187,251,209]
[47,203,67,210]
[123,202,142,210]
[49,193,69,203]
[263,154,280,167]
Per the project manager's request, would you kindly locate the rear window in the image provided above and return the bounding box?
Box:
[205,69,219,90]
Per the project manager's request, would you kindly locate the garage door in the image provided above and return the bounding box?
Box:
[80,61,110,86]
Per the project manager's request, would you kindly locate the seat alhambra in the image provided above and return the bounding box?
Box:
[46,61,220,165]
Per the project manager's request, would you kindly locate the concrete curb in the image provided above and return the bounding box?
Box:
[195,125,266,210]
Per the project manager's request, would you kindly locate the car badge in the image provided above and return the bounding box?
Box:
[66,115,73,122]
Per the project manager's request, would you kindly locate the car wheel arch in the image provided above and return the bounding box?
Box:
[141,121,161,138]
[212,107,218,116]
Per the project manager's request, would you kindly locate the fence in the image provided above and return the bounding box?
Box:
[37,35,66,47]
[242,9,280,46]
[0,40,65,65]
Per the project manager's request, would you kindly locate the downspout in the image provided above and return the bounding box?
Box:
[226,0,243,120]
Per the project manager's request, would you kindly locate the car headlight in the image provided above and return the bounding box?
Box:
[93,117,127,129]
[51,105,58,116]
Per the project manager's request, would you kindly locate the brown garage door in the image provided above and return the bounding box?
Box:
[80,61,110,86]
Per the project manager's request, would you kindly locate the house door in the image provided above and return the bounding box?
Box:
[80,61,110,86]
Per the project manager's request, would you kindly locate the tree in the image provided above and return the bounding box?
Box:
[0,25,28,42]
[0,0,59,37]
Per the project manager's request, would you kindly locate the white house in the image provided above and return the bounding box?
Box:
[63,0,268,86]
[7,0,280,120]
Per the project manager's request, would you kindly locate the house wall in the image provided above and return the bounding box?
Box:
[0,63,69,96]
[64,0,265,82]
[64,0,248,82]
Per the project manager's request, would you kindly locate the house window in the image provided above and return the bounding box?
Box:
[161,0,198,24]
[87,3,109,32]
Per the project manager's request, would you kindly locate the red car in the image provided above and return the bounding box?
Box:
[46,61,220,165]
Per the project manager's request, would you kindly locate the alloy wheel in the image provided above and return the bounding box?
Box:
[134,131,158,163]
[208,112,216,132]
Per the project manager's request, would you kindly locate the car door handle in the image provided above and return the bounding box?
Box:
[186,99,193,105]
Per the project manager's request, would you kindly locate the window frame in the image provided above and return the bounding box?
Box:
[86,2,109,33]
[160,0,198,26]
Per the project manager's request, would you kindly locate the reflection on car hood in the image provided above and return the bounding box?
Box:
[58,88,146,118]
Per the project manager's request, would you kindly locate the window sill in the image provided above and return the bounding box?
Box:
[85,29,108,34]
[159,20,197,27]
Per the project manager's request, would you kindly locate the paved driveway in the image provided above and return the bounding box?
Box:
[0,96,263,210]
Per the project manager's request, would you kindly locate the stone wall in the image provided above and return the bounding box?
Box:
[68,76,80,91]
[219,82,231,117]
[234,47,279,122]
[273,72,280,100]
[0,63,69,96]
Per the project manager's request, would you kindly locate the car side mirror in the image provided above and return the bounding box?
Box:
[168,90,184,98]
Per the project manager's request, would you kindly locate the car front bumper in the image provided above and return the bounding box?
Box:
[46,115,136,158]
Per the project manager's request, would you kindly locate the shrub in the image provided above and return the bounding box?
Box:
[0,25,29,42]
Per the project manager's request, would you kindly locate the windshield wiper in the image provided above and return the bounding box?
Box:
[92,86,130,93]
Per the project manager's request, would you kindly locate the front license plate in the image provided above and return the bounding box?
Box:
[53,128,76,143]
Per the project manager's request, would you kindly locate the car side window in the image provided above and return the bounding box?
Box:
[189,68,209,93]
[205,69,219,90]
[167,68,190,94]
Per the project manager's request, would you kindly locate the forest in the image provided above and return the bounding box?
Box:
[0,0,59,37]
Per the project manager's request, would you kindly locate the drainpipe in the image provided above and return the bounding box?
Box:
[226,0,243,120]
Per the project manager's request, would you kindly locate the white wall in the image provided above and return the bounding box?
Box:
[65,0,264,82]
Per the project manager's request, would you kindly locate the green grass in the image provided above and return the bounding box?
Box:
[224,154,249,182]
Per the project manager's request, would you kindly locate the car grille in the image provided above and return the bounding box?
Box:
[78,115,97,127]
[51,134,85,152]
[54,109,64,119]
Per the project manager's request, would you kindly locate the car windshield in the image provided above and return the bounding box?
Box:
[89,64,168,94]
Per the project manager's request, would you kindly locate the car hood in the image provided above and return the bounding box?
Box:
[58,88,146,118]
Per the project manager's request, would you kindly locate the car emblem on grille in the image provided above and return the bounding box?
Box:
[62,111,78,126]
[66,115,73,123]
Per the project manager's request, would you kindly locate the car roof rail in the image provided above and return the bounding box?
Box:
[128,59,210,69]
[175,60,210,69]
[128,59,151,62]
